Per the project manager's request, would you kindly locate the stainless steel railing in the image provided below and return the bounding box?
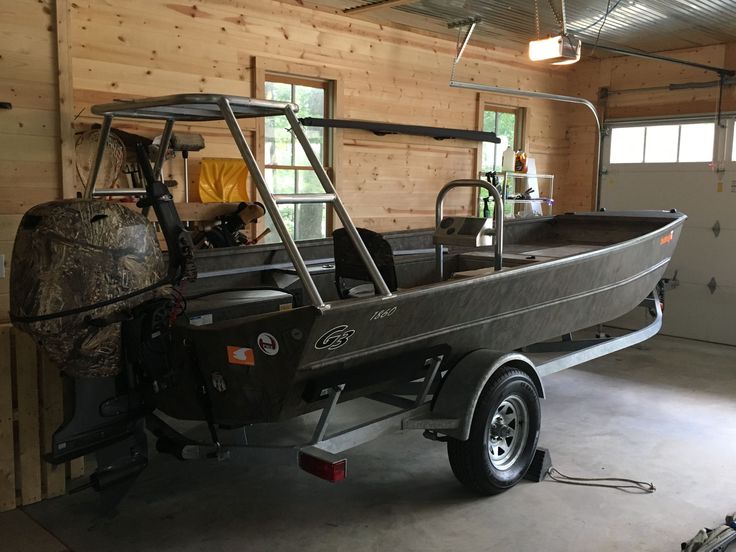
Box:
[435,179,504,280]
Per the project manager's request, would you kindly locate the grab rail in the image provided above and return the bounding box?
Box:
[435,179,504,280]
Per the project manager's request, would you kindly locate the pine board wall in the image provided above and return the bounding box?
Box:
[565,43,736,209]
[2,0,734,324]
[66,0,574,224]
[0,1,61,323]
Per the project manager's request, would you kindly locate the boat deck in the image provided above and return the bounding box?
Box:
[449,241,607,279]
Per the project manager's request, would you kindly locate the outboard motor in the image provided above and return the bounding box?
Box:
[10,199,167,377]
[8,139,198,509]
[9,197,181,506]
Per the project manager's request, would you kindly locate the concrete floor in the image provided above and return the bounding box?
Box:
[11,334,736,551]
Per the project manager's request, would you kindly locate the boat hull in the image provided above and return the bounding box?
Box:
[156,211,685,425]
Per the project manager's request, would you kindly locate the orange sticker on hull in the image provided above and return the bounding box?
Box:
[660,231,674,245]
[227,346,255,366]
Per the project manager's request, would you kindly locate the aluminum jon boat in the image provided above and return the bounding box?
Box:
[9,94,686,500]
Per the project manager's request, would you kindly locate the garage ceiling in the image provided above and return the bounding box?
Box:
[309,0,736,54]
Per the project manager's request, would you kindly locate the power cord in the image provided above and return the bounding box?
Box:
[546,466,656,494]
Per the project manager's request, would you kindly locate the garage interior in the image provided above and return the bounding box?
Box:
[1,0,735,551]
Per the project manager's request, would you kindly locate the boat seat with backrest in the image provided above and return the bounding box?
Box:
[333,227,398,299]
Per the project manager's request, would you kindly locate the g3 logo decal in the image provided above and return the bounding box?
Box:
[315,325,355,351]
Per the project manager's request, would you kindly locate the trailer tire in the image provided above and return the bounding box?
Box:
[447,368,540,495]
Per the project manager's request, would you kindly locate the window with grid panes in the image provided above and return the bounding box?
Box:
[481,107,522,172]
[263,77,331,242]
[480,106,524,215]
[609,122,715,164]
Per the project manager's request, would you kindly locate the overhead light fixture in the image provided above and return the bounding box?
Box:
[529,34,581,65]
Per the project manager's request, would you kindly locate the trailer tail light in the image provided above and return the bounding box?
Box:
[299,450,347,482]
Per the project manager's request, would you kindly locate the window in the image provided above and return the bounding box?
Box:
[610,127,645,164]
[644,125,678,163]
[679,123,715,162]
[609,122,714,164]
[481,107,522,172]
[263,76,331,242]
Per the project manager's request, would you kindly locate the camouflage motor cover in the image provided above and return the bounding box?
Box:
[10,199,168,377]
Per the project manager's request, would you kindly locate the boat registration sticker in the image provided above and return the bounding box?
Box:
[315,325,355,351]
[257,332,280,356]
[227,346,255,366]
[660,230,674,245]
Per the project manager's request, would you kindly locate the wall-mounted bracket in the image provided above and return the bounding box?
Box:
[448,16,481,65]
[0,102,12,110]
[448,16,481,81]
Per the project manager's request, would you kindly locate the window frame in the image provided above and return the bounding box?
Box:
[605,117,719,167]
[726,116,736,164]
[262,72,335,242]
[480,103,526,173]
[474,97,527,217]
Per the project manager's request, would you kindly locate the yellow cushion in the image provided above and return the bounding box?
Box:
[198,158,250,203]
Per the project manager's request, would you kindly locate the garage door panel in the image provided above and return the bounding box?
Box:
[601,135,736,344]
[602,169,736,229]
[667,228,736,288]
[661,282,736,345]
[606,283,736,346]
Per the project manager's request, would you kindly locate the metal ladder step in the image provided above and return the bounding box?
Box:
[273,193,335,204]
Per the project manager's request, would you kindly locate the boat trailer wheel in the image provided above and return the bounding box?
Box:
[447,368,541,495]
[487,395,529,471]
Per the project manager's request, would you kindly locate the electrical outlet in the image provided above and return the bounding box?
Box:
[0,254,5,278]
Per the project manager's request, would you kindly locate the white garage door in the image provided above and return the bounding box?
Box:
[600,117,736,345]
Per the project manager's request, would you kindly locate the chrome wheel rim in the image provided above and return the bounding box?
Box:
[487,395,529,471]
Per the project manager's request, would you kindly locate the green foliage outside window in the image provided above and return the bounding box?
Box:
[481,109,518,217]
[482,110,516,172]
[263,80,329,242]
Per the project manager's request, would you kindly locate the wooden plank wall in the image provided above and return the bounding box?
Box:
[564,42,736,212]
[2,2,736,324]
[0,1,61,323]
[0,324,84,512]
[66,0,575,232]
[0,0,735,513]
[0,0,598,325]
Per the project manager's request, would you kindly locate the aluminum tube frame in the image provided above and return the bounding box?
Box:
[218,97,326,308]
[82,115,113,198]
[283,106,393,298]
[273,193,336,204]
[92,188,147,197]
[449,79,603,210]
[154,119,175,180]
[435,179,504,280]
[183,155,190,203]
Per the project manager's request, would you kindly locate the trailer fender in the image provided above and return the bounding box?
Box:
[432,350,544,441]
